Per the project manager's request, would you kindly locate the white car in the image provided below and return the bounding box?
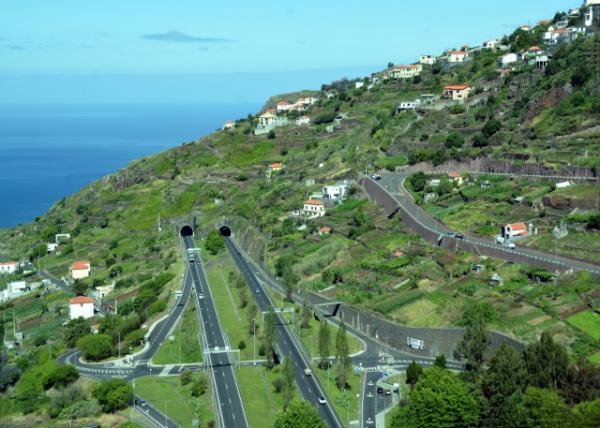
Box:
[318,397,327,405]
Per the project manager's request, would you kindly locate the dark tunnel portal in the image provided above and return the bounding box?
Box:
[219,226,232,237]
[180,225,194,237]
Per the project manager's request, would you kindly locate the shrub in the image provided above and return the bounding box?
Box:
[314,111,336,125]
[272,378,284,393]
[191,373,208,397]
[482,119,501,137]
[445,132,465,149]
[92,379,133,413]
[76,335,113,361]
[472,133,489,148]
[44,365,79,390]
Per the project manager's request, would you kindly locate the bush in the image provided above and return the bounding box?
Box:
[445,132,465,149]
[482,119,501,137]
[191,373,208,397]
[272,378,284,393]
[180,368,192,386]
[92,379,133,413]
[205,229,225,255]
[267,130,276,139]
[44,365,79,389]
[76,335,113,361]
[314,111,336,125]
[238,340,246,350]
[58,399,101,419]
[472,133,489,148]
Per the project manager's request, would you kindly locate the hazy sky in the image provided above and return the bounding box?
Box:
[0,0,576,103]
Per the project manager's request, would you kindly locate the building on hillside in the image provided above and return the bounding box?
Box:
[255,110,289,135]
[543,28,571,44]
[520,24,532,32]
[69,296,95,320]
[322,181,349,202]
[47,242,59,253]
[71,260,91,280]
[501,223,529,240]
[303,199,326,218]
[419,94,438,104]
[92,283,115,301]
[443,84,472,101]
[319,226,331,236]
[386,64,422,79]
[555,181,572,189]
[296,116,311,126]
[419,55,437,65]
[530,55,551,69]
[483,39,499,49]
[447,50,470,63]
[0,261,18,275]
[355,81,365,89]
[298,96,319,105]
[397,100,421,112]
[222,120,235,130]
[586,0,600,27]
[276,101,293,112]
[498,53,520,67]
[269,162,283,172]
[448,171,464,186]
[525,46,544,57]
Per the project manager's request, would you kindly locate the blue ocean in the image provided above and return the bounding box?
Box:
[0,103,259,228]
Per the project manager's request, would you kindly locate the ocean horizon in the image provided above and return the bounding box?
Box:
[0,102,260,228]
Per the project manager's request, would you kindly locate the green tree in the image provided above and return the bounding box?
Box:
[434,354,447,369]
[456,322,490,371]
[445,132,465,149]
[76,334,113,361]
[482,119,502,138]
[180,368,192,386]
[301,294,311,329]
[405,367,479,427]
[318,318,330,369]
[481,343,526,426]
[408,172,428,192]
[523,332,568,389]
[43,365,80,389]
[573,398,600,428]
[92,379,133,413]
[247,301,258,336]
[561,359,600,405]
[406,361,423,388]
[64,317,91,348]
[274,399,327,428]
[191,373,208,397]
[335,322,350,389]
[204,229,225,255]
[523,387,571,428]
[282,267,296,302]
[282,357,296,410]
[264,312,278,369]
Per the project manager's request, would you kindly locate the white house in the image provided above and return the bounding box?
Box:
[544,28,571,44]
[256,111,289,131]
[397,100,421,112]
[71,260,91,280]
[0,262,17,275]
[92,283,114,300]
[448,171,464,186]
[268,162,284,172]
[69,296,95,320]
[498,53,520,67]
[419,55,437,65]
[443,84,471,101]
[586,1,600,27]
[387,64,422,79]
[427,179,441,187]
[296,116,311,126]
[355,81,365,89]
[530,55,550,69]
[47,242,59,253]
[525,46,544,57]
[303,199,326,218]
[447,50,469,63]
[322,182,349,202]
[501,223,529,239]
[298,96,319,105]
[555,181,572,189]
[276,101,293,112]
[222,120,235,130]
[483,39,499,49]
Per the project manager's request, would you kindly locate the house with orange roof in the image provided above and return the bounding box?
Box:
[501,223,530,240]
[447,50,470,63]
[525,46,544,57]
[387,64,422,79]
[71,260,91,280]
[443,84,471,101]
[303,199,326,218]
[319,226,331,236]
[0,261,17,275]
[69,295,95,319]
[448,171,464,186]
[269,162,283,172]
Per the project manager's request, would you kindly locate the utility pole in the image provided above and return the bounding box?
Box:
[253,320,256,366]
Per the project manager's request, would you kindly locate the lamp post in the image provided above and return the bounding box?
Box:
[253,320,256,366]
[164,400,171,428]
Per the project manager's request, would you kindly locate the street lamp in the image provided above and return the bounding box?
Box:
[164,400,171,428]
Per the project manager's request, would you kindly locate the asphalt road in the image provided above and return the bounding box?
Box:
[183,235,250,428]
[226,238,345,428]
[371,173,600,277]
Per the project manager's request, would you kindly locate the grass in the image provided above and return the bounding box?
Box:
[567,310,600,341]
[297,316,364,358]
[153,300,203,364]
[590,352,600,365]
[315,366,361,427]
[134,375,215,428]
[237,366,290,428]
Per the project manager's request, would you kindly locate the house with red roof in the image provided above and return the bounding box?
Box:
[448,171,464,186]
[71,260,91,280]
[386,64,422,79]
[0,261,17,275]
[501,223,530,240]
[69,296,95,320]
[443,84,472,101]
[447,50,470,63]
[526,46,544,57]
[269,162,283,172]
[303,199,326,218]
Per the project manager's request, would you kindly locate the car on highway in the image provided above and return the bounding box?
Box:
[505,242,516,249]
[376,387,384,394]
[446,232,464,239]
[371,174,382,181]
[198,294,204,299]
[367,380,374,386]
[318,396,327,405]
[304,368,312,376]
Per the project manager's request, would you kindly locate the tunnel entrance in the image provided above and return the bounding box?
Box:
[180,225,194,237]
[219,226,232,237]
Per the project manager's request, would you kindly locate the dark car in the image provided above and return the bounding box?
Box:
[446,232,464,239]
[376,387,384,394]
[371,174,382,181]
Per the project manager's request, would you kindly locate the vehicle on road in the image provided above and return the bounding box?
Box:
[367,380,374,386]
[376,387,384,394]
[198,294,204,299]
[318,396,327,405]
[446,232,464,239]
[304,368,312,376]
[505,242,516,249]
[371,174,382,181]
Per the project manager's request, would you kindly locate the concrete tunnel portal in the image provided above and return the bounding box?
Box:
[219,226,232,237]
[180,225,194,237]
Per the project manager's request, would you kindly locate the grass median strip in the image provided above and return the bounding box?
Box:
[153,301,203,364]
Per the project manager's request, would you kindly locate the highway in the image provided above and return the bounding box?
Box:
[183,235,250,428]
[226,237,345,428]
[362,173,600,277]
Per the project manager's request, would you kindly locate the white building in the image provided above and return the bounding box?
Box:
[355,81,365,89]
[255,111,289,134]
[498,53,520,67]
[387,64,422,79]
[47,243,59,253]
[483,39,499,49]
[447,50,469,63]
[586,1,600,27]
[222,120,235,130]
[303,199,326,218]
[397,100,421,112]
[419,55,437,65]
[0,262,17,275]
[69,296,95,320]
[322,182,349,202]
[501,223,530,240]
[298,96,319,106]
[443,84,472,101]
[8,281,27,294]
[71,260,91,280]
[555,181,572,189]
[296,116,311,126]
